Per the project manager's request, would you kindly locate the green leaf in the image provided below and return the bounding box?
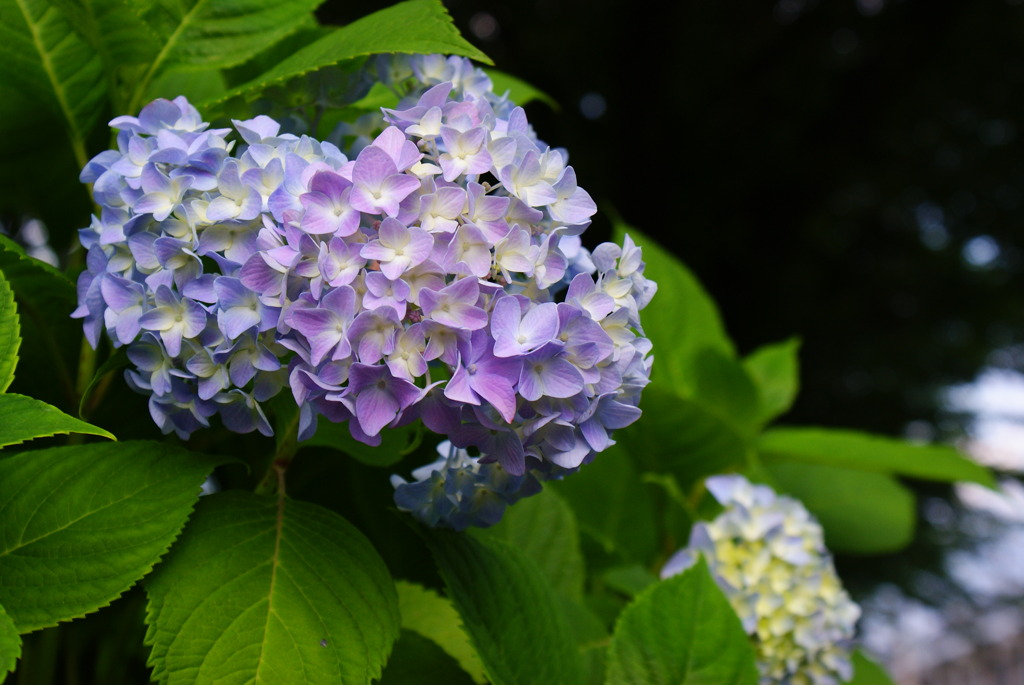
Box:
[77,346,128,419]
[0,393,114,447]
[51,0,160,113]
[0,235,79,406]
[145,65,228,105]
[482,486,586,601]
[379,629,476,685]
[144,491,400,685]
[0,441,222,632]
[848,650,895,685]
[52,0,159,64]
[602,565,658,599]
[485,68,558,108]
[300,414,421,468]
[685,347,761,433]
[0,0,106,164]
[135,0,326,105]
[760,427,995,488]
[0,604,19,681]
[0,235,75,301]
[0,270,18,393]
[617,385,752,489]
[605,557,759,685]
[611,224,735,387]
[742,337,800,426]
[202,0,492,110]
[395,581,485,684]
[422,529,584,685]
[549,443,659,563]
[765,461,916,555]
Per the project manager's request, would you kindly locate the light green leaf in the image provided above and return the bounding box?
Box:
[482,486,585,601]
[485,68,557,108]
[0,393,114,447]
[849,650,895,685]
[0,441,222,632]
[202,0,492,110]
[0,604,19,681]
[549,443,659,563]
[765,462,916,555]
[0,270,17,393]
[145,65,228,105]
[396,581,485,684]
[760,427,995,488]
[0,0,106,164]
[611,224,735,387]
[423,529,584,685]
[379,629,476,685]
[134,0,325,108]
[742,337,800,426]
[144,491,400,685]
[605,557,759,685]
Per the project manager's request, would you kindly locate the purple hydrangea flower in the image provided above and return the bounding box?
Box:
[75,54,656,528]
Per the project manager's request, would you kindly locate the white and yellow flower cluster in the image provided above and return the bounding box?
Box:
[662,475,860,685]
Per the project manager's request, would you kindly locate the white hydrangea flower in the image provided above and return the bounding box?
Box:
[661,475,860,685]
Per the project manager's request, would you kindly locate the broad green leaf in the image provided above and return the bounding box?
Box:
[203,0,492,110]
[422,529,584,685]
[0,270,17,392]
[379,630,476,685]
[611,224,735,388]
[395,581,485,684]
[145,491,400,685]
[134,0,326,108]
[617,385,752,489]
[485,68,558,108]
[760,427,995,488]
[145,65,228,105]
[765,462,916,555]
[605,558,759,685]
[549,443,658,563]
[0,235,79,406]
[0,604,19,681]
[742,337,800,426]
[686,347,761,432]
[0,235,75,299]
[0,0,106,164]
[51,0,159,112]
[602,565,658,599]
[0,441,222,632]
[559,597,608,685]
[0,393,114,447]
[849,650,895,685]
[482,487,585,601]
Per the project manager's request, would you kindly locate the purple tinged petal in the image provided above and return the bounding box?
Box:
[420,277,487,330]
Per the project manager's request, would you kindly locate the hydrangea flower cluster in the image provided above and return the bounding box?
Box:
[73,54,655,528]
[661,475,860,685]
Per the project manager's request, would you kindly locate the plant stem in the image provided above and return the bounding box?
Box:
[254,408,300,495]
